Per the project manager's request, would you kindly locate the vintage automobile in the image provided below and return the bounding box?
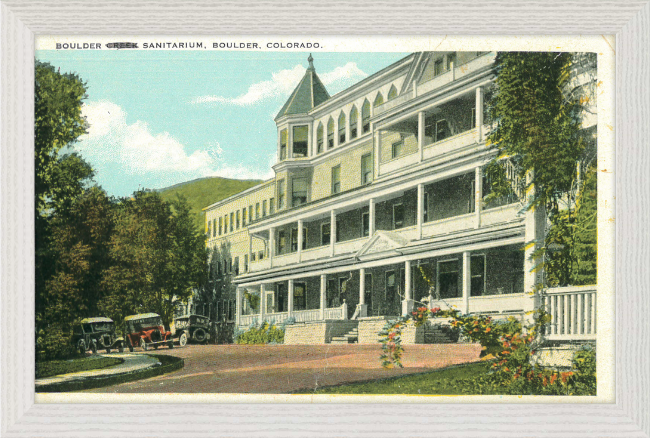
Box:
[124,313,174,351]
[72,317,125,355]
[172,314,211,346]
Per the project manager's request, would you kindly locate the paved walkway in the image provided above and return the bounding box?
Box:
[36,353,162,388]
[86,344,482,394]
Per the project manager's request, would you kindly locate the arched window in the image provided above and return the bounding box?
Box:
[388,85,398,100]
[349,106,358,140]
[317,122,324,154]
[338,112,346,145]
[373,92,384,108]
[327,117,335,149]
[361,99,371,134]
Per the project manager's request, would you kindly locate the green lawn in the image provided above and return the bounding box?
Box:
[36,356,123,379]
[307,361,493,395]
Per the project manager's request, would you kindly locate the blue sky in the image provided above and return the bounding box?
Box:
[36,50,408,197]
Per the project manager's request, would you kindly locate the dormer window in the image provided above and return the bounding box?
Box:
[292,125,308,158]
[362,99,371,133]
[327,118,335,149]
[338,112,346,145]
[350,106,358,140]
[317,123,324,153]
[373,92,384,108]
[388,85,398,100]
[280,129,288,160]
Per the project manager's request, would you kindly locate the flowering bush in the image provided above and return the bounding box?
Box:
[235,321,284,345]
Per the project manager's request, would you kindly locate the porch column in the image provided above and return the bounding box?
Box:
[259,284,266,322]
[402,261,414,315]
[358,268,368,318]
[474,166,483,229]
[297,219,303,262]
[235,287,243,326]
[269,227,275,268]
[374,130,381,179]
[418,111,425,162]
[287,279,294,319]
[417,183,424,240]
[368,198,376,236]
[524,171,546,312]
[462,251,471,314]
[330,210,337,257]
[320,274,326,320]
[476,86,484,140]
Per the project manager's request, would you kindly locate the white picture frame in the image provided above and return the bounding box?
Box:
[1,1,648,437]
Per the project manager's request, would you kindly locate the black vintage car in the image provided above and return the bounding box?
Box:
[72,317,125,354]
[172,314,211,346]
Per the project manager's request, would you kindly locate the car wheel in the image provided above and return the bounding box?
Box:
[127,339,134,352]
[193,328,206,343]
[90,342,97,354]
[141,339,148,351]
[106,347,111,354]
[179,332,188,347]
[168,341,174,349]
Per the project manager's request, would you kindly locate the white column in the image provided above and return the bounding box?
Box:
[462,251,471,314]
[288,125,293,158]
[297,219,303,262]
[330,210,336,257]
[358,268,368,318]
[288,279,294,319]
[476,86,484,140]
[235,287,243,326]
[374,130,381,178]
[369,198,376,236]
[417,183,424,240]
[474,166,483,229]
[320,274,327,319]
[269,227,276,268]
[259,284,266,322]
[417,111,425,162]
[402,261,414,316]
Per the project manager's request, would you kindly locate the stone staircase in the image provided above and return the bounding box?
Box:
[330,327,359,344]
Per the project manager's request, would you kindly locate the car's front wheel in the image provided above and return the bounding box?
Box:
[179,332,188,347]
[193,328,206,343]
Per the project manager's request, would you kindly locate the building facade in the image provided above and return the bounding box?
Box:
[203,51,597,344]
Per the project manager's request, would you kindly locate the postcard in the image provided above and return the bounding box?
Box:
[33,35,615,403]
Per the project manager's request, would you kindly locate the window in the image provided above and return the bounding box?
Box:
[248,206,253,222]
[228,300,234,321]
[446,52,456,71]
[362,211,370,237]
[236,210,240,229]
[244,254,248,273]
[385,271,396,300]
[471,254,485,296]
[364,273,372,311]
[317,123,324,153]
[277,179,285,209]
[262,200,267,217]
[373,92,384,107]
[229,212,234,232]
[388,85,398,100]
[434,58,444,76]
[294,283,306,311]
[234,256,239,275]
[213,219,216,237]
[228,257,233,273]
[331,165,341,194]
[327,118,335,149]
[255,203,260,220]
[280,129,288,160]
[321,223,331,246]
[223,215,228,234]
[391,140,403,159]
[216,258,221,276]
[222,259,227,275]
[438,259,460,298]
[251,252,256,262]
[335,218,341,243]
[292,125,308,157]
[349,106,358,140]
[339,277,347,297]
[277,230,286,254]
[277,284,287,312]
[327,278,338,307]
[424,114,435,139]
[435,119,449,142]
[242,207,247,226]
[362,99,371,134]
[338,112,346,144]
[470,106,476,129]
[269,198,275,214]
[423,192,429,222]
[292,177,308,206]
[393,203,404,229]
[361,153,373,184]
[258,250,264,260]
[291,228,298,252]
[207,221,211,237]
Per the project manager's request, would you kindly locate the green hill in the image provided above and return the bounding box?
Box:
[158,176,263,231]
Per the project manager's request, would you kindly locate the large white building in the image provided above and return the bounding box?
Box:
[203,51,597,344]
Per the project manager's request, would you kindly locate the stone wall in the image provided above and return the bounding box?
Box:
[284,320,358,344]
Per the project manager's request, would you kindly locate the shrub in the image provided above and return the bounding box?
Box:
[235,321,285,345]
[36,324,78,361]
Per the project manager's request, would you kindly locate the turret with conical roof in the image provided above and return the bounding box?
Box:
[275,54,330,120]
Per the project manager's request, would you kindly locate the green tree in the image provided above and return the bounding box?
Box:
[571,165,597,284]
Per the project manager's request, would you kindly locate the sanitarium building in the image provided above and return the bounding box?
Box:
[203,52,597,344]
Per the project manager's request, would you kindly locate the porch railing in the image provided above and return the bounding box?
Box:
[541,286,597,341]
[238,303,347,327]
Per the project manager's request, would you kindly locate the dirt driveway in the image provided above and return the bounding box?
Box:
[86,343,481,394]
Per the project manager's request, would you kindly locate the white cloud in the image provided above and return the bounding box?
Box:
[74,101,274,190]
[192,62,368,106]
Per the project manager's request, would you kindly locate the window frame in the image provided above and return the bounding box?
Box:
[262,200,267,217]
[470,253,486,297]
[229,212,234,232]
[317,123,324,154]
[435,119,449,142]
[279,128,288,160]
[291,176,308,207]
[331,165,341,194]
[338,112,346,145]
[269,198,275,214]
[321,222,331,246]
[361,153,373,184]
[391,139,403,159]
[437,258,460,299]
[349,106,358,140]
[392,203,405,229]
[277,179,285,210]
[361,211,370,237]
[292,125,309,158]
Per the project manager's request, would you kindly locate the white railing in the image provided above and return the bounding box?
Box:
[239,314,258,326]
[422,128,481,161]
[335,237,367,255]
[238,304,348,327]
[480,203,522,227]
[273,252,299,267]
[541,286,597,341]
[324,305,345,320]
[249,258,271,272]
[264,312,289,325]
[293,309,321,322]
[301,245,330,262]
[421,212,475,239]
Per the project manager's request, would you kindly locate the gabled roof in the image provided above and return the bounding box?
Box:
[275,54,330,120]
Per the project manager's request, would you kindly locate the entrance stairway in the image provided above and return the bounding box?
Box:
[330,327,358,344]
